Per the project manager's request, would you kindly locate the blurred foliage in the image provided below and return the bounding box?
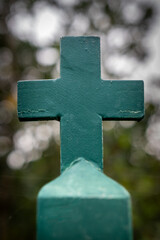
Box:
[0,0,160,240]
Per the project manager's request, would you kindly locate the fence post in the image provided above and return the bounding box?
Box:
[18,36,144,240]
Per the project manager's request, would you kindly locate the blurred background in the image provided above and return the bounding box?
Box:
[0,0,160,239]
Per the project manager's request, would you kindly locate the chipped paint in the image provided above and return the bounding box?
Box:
[120,110,142,114]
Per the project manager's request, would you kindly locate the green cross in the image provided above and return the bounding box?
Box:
[18,36,144,172]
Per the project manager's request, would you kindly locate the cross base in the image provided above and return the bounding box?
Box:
[37,158,132,240]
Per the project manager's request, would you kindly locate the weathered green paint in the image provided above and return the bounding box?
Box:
[37,158,132,240]
[17,36,144,240]
[18,36,144,172]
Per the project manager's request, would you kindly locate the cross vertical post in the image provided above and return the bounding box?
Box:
[60,37,103,171]
[18,36,144,240]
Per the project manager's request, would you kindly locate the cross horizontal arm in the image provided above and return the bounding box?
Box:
[18,79,62,121]
[98,80,144,120]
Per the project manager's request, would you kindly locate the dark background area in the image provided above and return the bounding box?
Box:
[0,0,160,239]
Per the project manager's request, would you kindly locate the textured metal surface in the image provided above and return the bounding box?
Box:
[17,36,144,240]
[18,36,144,171]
